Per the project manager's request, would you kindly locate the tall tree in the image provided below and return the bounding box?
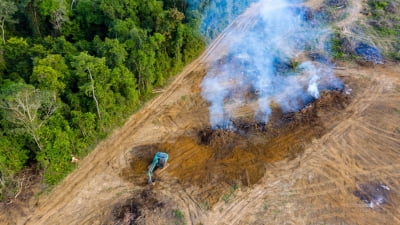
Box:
[0,82,57,151]
[72,52,110,120]
[0,134,27,200]
[35,113,76,184]
[109,65,139,107]
[85,67,101,119]
[38,0,69,34]
[0,0,17,44]
[31,54,68,93]
[3,37,31,80]
[95,38,128,68]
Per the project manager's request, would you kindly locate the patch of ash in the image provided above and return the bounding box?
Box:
[111,189,165,225]
[354,182,392,209]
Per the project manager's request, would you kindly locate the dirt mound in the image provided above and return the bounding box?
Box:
[112,202,140,225]
[121,145,161,186]
[198,128,246,159]
[109,189,165,225]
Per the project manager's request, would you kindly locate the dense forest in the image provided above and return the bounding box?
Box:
[0,0,207,199]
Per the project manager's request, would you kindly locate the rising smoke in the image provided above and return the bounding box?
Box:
[200,0,343,129]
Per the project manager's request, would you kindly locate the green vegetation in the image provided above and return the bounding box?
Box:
[0,0,206,200]
[331,33,346,60]
[222,183,238,203]
[200,200,210,210]
[173,209,186,225]
[369,0,388,10]
[326,0,399,62]
[366,0,400,60]
[330,32,357,61]
[263,203,269,211]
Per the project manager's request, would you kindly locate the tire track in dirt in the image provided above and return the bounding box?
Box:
[23,46,203,225]
[16,0,400,224]
[300,78,400,224]
[200,65,400,225]
[337,0,363,29]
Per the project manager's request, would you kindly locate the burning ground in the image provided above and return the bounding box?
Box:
[122,89,352,206]
[201,0,344,129]
[115,62,400,225]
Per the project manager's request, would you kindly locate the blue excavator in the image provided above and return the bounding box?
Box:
[147,152,169,184]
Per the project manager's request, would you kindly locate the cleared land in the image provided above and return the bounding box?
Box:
[1,0,400,224]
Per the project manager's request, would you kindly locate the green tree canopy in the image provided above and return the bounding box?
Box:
[0,0,17,44]
[0,82,57,151]
[0,0,206,197]
[31,54,68,92]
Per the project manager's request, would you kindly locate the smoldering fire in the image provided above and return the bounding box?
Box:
[200,0,343,129]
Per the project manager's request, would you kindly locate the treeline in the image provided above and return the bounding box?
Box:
[0,0,205,199]
[188,0,259,41]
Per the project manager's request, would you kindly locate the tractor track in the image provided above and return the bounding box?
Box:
[1,0,400,224]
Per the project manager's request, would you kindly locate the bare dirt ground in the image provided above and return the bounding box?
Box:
[1,0,400,224]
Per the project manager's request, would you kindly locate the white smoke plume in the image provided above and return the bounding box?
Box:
[200,0,343,129]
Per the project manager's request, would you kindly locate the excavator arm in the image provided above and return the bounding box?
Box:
[147,159,158,183]
[147,152,169,184]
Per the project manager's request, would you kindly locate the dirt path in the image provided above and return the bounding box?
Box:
[198,65,400,225]
[20,48,207,225]
[2,0,400,224]
[336,0,363,30]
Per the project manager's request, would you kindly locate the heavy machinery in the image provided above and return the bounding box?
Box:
[147,152,169,184]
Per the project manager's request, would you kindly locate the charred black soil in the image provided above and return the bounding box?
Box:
[109,189,165,225]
